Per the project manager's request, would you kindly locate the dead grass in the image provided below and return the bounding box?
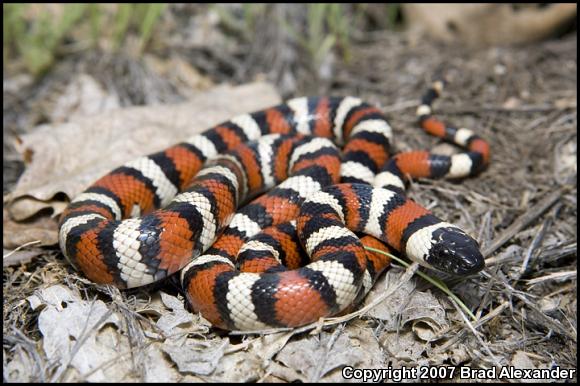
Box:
[3,4,576,382]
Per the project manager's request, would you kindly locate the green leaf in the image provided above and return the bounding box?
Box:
[138,4,166,52]
[113,4,132,51]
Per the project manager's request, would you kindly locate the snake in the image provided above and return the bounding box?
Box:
[58,80,490,331]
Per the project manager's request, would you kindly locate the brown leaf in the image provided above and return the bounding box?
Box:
[8,196,67,222]
[403,4,578,47]
[162,338,229,376]
[3,207,58,249]
[26,285,127,382]
[3,248,44,267]
[275,329,365,382]
[6,82,281,220]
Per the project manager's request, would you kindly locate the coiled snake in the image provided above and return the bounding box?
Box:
[59,80,490,331]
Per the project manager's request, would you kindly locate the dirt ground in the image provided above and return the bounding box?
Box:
[3,5,577,382]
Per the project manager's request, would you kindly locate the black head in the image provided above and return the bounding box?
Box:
[426,227,485,276]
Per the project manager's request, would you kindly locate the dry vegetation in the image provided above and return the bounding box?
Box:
[3,4,577,382]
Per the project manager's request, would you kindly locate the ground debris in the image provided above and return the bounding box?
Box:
[25,285,129,382]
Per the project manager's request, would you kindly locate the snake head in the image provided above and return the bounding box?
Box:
[424,226,485,276]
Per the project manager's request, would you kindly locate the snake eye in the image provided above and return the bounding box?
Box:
[426,227,485,275]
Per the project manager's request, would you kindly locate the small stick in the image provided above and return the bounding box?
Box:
[513,292,577,341]
[451,301,503,368]
[442,103,575,115]
[519,216,552,276]
[526,270,577,287]
[483,189,565,259]
[434,300,510,353]
[484,245,522,267]
[3,240,42,259]
[538,242,576,263]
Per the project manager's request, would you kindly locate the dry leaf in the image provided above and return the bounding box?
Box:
[401,291,449,341]
[503,96,522,109]
[380,330,426,362]
[5,82,281,248]
[162,338,229,376]
[7,197,68,222]
[554,139,576,185]
[27,285,129,382]
[364,270,449,345]
[448,346,471,365]
[7,82,281,217]
[275,329,364,382]
[141,344,183,382]
[539,296,561,314]
[363,270,417,331]
[403,4,577,47]
[248,332,294,366]
[343,321,384,366]
[156,292,196,335]
[4,345,37,382]
[3,207,59,249]
[206,344,264,383]
[3,248,44,267]
[138,292,211,333]
[510,351,538,377]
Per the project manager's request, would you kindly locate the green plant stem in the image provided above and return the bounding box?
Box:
[138,4,166,53]
[364,246,478,321]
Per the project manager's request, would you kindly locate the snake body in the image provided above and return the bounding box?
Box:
[59,81,490,330]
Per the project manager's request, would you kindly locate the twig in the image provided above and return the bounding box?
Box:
[434,301,510,354]
[513,291,576,341]
[484,245,523,268]
[3,240,42,259]
[312,325,344,382]
[490,271,577,342]
[545,283,576,299]
[538,242,577,263]
[380,100,419,113]
[482,188,565,259]
[451,300,503,369]
[441,103,575,115]
[475,262,498,319]
[4,328,48,382]
[526,271,577,287]
[519,216,552,276]
[51,301,116,382]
